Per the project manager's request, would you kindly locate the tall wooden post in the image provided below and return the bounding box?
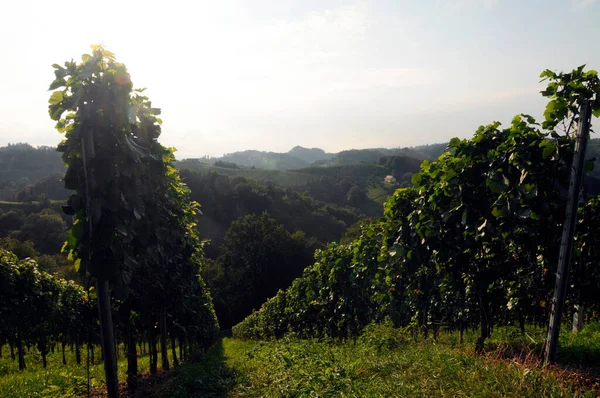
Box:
[544,100,592,365]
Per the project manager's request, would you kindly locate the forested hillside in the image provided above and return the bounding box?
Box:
[0,144,64,201]
[179,169,360,249]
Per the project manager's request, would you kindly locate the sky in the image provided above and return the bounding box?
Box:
[0,0,599,159]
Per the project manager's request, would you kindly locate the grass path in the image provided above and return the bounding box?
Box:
[145,327,600,398]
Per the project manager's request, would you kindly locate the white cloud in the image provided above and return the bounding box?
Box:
[572,0,599,8]
[440,0,499,11]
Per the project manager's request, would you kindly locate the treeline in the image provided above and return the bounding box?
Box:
[233,67,600,347]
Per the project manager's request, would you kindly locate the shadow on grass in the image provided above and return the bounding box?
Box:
[479,325,600,393]
[127,340,241,398]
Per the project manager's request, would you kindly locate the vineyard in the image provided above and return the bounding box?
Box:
[1,46,600,397]
[233,68,600,359]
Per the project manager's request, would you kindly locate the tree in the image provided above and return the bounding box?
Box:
[17,209,67,254]
[208,213,314,328]
[0,210,24,237]
[49,45,164,397]
[49,46,219,394]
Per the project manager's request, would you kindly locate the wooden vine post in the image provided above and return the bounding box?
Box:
[544,100,592,365]
[80,130,119,397]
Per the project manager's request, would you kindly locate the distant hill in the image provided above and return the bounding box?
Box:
[177,160,415,217]
[219,150,308,170]
[0,141,449,213]
[288,146,334,164]
[5,138,600,219]
[191,143,448,171]
[312,144,448,167]
[0,143,66,201]
[0,143,64,182]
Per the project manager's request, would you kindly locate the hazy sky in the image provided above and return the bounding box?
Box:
[1,0,599,159]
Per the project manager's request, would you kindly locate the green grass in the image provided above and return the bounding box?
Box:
[367,184,395,204]
[2,324,597,397]
[0,344,177,398]
[149,323,600,398]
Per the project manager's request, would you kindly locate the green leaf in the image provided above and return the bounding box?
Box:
[74,258,81,272]
[540,141,556,160]
[491,206,506,218]
[49,105,65,121]
[486,179,505,194]
[530,211,540,220]
[48,91,63,105]
[540,69,555,80]
[411,173,423,186]
[446,168,457,180]
[49,78,66,90]
[544,99,558,120]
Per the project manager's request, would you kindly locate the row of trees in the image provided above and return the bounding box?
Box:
[0,249,215,373]
[0,250,91,370]
[47,46,218,396]
[233,67,600,351]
